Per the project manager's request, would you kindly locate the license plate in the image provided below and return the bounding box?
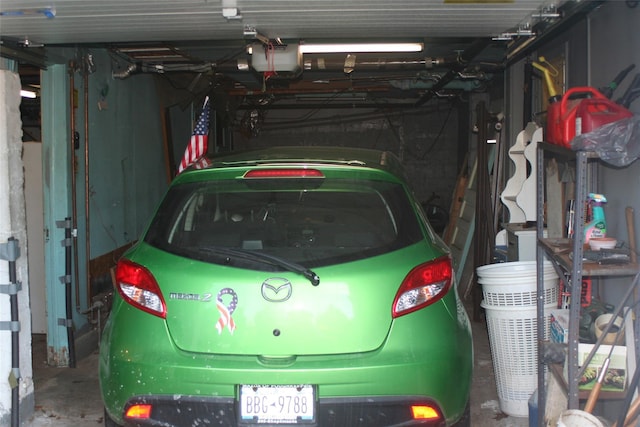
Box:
[239,384,315,424]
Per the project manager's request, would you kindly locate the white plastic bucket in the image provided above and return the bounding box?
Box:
[477,261,558,307]
[481,302,554,417]
[557,410,604,427]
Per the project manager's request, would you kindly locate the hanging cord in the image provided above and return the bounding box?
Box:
[419,101,456,160]
[262,42,277,91]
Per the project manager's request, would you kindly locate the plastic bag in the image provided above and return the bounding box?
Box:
[570,115,640,167]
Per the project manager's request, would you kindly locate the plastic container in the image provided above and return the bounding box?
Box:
[584,193,607,244]
[557,409,604,427]
[481,302,554,417]
[575,96,633,138]
[477,261,559,307]
[589,237,617,251]
[546,86,632,148]
[546,98,563,146]
[593,313,625,345]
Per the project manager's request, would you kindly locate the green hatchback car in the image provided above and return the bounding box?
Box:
[99,146,472,427]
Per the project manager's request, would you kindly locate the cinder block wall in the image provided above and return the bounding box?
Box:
[232,105,461,211]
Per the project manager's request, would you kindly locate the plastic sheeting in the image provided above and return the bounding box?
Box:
[571,115,640,167]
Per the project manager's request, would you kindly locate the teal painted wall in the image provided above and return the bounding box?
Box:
[41,63,73,365]
[41,49,171,361]
[76,50,168,257]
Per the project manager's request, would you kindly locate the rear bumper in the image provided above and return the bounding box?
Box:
[101,294,472,427]
[120,395,449,427]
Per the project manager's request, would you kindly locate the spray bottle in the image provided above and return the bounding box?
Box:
[584,193,607,243]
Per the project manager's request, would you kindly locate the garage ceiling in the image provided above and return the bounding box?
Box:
[0,0,568,43]
[2,0,602,109]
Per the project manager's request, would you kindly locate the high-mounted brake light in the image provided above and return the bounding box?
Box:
[115,259,167,318]
[392,256,453,318]
[244,169,325,178]
[125,404,153,420]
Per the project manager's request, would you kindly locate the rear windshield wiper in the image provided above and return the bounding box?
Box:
[198,246,320,286]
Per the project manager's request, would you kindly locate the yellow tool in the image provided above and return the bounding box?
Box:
[532,56,560,98]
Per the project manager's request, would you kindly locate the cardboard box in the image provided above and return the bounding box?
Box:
[549,309,569,344]
[577,343,626,391]
[559,308,635,394]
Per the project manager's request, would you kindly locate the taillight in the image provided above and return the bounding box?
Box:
[115,259,166,318]
[392,256,452,318]
[411,404,442,421]
[125,404,153,420]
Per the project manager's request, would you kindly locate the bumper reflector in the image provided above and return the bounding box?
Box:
[411,405,440,420]
[125,404,153,419]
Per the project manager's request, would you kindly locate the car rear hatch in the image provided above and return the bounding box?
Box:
[138,159,442,356]
[132,243,435,356]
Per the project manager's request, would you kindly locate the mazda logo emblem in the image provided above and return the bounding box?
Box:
[261,278,293,302]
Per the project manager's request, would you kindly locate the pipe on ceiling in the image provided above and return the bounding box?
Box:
[415,37,492,106]
[220,52,487,75]
[389,73,491,91]
[112,62,214,79]
[219,52,492,93]
[112,63,139,79]
[110,49,492,86]
[301,56,446,72]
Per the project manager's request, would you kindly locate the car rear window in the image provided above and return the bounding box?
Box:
[144,178,423,268]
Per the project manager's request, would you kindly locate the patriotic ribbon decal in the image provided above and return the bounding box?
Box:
[216,288,238,335]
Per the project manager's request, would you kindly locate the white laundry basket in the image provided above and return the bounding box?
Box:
[481,302,555,417]
[477,261,559,417]
[477,261,558,307]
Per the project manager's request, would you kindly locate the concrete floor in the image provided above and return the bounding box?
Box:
[25,333,102,427]
[24,304,531,427]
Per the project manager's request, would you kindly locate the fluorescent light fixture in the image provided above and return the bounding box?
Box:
[20,89,37,99]
[299,42,423,54]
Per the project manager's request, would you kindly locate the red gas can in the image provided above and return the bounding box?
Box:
[575,97,633,139]
[546,86,632,148]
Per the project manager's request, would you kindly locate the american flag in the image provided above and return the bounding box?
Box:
[178,96,210,173]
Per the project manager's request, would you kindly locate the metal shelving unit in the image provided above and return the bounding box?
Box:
[535,142,640,425]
